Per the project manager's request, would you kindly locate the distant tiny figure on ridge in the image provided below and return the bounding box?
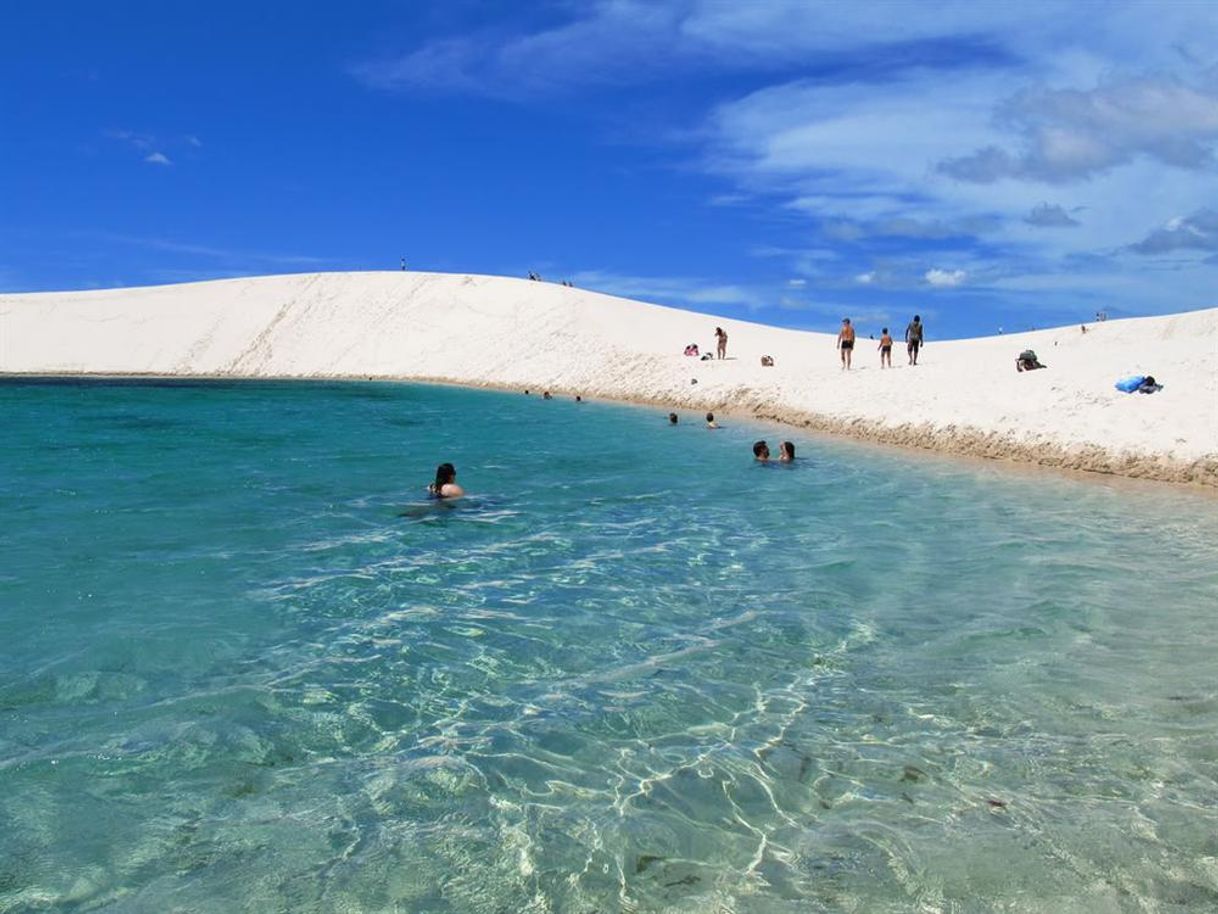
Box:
[706,412,718,429]
[906,315,924,365]
[428,463,465,499]
[778,441,795,462]
[878,327,893,368]
[753,440,770,461]
[837,318,855,370]
[715,326,728,359]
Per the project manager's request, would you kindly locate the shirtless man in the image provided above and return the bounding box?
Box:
[905,315,924,365]
[837,318,855,370]
[715,326,728,360]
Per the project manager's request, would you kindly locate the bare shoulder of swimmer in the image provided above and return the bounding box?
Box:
[443,483,466,497]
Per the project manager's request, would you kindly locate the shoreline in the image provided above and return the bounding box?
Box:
[3,271,1214,490]
[6,368,1216,491]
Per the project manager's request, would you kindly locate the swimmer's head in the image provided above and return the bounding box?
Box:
[753,440,769,459]
[433,462,456,489]
[706,412,714,422]
[780,441,795,460]
[669,413,678,425]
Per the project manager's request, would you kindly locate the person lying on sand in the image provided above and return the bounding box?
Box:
[1016,350,1046,372]
[427,462,465,498]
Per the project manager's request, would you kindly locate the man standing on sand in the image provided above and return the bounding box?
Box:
[714,326,728,359]
[905,314,924,365]
[837,318,855,370]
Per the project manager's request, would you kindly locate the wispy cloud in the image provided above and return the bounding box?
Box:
[105,129,198,166]
[1130,209,1218,254]
[925,268,967,287]
[81,231,331,268]
[1024,203,1080,228]
[570,268,768,310]
[938,75,1218,184]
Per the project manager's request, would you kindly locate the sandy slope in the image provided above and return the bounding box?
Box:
[2,271,1215,486]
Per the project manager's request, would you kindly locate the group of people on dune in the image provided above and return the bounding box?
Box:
[836,315,924,371]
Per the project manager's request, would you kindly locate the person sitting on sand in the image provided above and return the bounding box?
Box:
[905,315,924,365]
[778,441,795,462]
[684,343,699,357]
[706,412,718,429]
[753,440,770,461]
[668,412,679,425]
[715,326,728,359]
[428,462,465,499]
[760,355,774,367]
[878,328,893,368]
[837,318,855,370]
[1016,350,1046,372]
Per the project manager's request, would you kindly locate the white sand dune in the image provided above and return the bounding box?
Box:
[2,271,1215,486]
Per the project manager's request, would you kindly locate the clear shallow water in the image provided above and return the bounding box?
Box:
[2,378,1217,914]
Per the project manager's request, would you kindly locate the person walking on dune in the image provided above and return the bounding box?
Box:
[878,327,893,368]
[837,318,855,370]
[715,326,728,360]
[905,315,924,366]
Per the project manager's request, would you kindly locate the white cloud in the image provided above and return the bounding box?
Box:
[1024,203,1080,227]
[144,152,172,166]
[925,268,966,287]
[787,277,806,287]
[855,272,874,284]
[1131,209,1218,254]
[939,75,1218,184]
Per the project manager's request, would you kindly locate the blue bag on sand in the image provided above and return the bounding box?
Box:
[1115,375,1146,393]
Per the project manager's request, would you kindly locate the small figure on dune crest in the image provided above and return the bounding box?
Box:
[668,412,679,425]
[428,462,465,499]
[715,326,728,359]
[753,440,770,461]
[778,441,795,462]
[837,318,855,370]
[706,412,718,429]
[878,327,893,368]
[905,315,924,365]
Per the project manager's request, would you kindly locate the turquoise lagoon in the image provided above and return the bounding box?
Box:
[2,378,1217,913]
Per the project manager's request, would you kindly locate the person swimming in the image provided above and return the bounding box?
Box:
[753,440,770,461]
[668,412,679,425]
[778,441,795,461]
[427,462,465,498]
[706,411,718,429]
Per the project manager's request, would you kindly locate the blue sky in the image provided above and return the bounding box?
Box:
[2,1,1216,337]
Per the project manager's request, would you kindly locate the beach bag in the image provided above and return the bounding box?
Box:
[1115,375,1146,393]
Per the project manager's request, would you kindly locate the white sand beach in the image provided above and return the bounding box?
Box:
[2,271,1215,486]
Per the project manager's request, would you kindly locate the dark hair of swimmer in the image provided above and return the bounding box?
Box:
[430,462,456,496]
[780,441,795,460]
[753,440,769,458]
[706,412,714,422]
[669,413,678,424]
